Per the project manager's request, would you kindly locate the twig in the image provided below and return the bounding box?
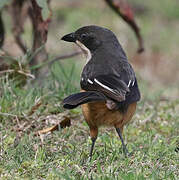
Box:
[104,0,144,53]
[0,69,14,74]
[49,50,82,65]
[29,51,82,70]
[17,70,35,79]
[0,69,35,79]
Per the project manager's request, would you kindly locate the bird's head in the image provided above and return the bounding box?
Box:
[61,25,120,55]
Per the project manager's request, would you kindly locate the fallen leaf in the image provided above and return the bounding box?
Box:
[38,124,58,135]
[60,116,71,129]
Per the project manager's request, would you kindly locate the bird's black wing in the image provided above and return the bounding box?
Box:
[121,63,136,85]
[81,74,131,102]
[80,59,139,102]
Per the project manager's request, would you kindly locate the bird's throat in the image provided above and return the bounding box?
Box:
[76,40,92,62]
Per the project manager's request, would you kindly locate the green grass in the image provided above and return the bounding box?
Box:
[0,0,179,179]
[0,60,178,179]
[0,100,178,179]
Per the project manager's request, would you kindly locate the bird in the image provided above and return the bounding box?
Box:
[61,25,140,160]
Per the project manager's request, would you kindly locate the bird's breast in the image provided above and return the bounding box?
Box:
[81,101,123,127]
[81,101,136,130]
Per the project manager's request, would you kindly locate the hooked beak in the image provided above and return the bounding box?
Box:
[61,32,76,42]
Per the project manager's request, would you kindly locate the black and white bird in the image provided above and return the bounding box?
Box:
[61,25,140,159]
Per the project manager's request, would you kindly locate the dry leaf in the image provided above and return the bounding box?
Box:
[38,124,58,135]
[37,116,71,135]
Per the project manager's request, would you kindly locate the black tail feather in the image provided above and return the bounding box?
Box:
[62,91,106,109]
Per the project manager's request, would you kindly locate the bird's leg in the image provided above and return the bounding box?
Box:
[89,127,98,161]
[115,128,128,156]
[89,137,97,161]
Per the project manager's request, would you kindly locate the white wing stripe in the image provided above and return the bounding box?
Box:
[132,81,135,86]
[94,78,115,93]
[128,80,131,87]
[87,79,93,84]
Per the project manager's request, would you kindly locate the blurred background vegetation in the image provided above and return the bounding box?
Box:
[0,0,178,179]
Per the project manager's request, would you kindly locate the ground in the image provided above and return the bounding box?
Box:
[0,0,179,179]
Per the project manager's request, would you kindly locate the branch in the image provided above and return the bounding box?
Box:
[104,0,144,53]
[30,50,82,70]
[28,0,52,78]
[10,0,27,53]
[0,11,5,48]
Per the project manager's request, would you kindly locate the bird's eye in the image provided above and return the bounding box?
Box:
[81,33,88,39]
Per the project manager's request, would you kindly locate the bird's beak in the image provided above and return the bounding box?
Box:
[61,32,76,42]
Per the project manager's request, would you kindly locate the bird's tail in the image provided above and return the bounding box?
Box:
[62,91,106,109]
